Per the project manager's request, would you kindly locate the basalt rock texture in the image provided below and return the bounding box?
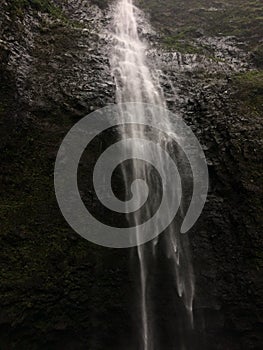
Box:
[0,0,262,349]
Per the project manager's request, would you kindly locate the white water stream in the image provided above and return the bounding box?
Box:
[110,1,195,348]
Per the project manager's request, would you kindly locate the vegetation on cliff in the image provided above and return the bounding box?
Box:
[0,0,262,349]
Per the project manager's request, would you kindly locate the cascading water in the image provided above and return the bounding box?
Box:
[110,0,195,348]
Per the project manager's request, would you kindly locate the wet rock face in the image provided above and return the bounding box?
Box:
[1,0,114,116]
[152,26,262,348]
[0,0,262,349]
[173,79,262,349]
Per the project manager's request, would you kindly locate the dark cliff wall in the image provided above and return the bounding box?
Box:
[0,0,262,349]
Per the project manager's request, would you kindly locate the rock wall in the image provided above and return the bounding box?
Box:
[0,0,262,349]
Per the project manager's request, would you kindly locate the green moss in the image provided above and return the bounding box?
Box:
[162,38,203,54]
[235,70,263,87]
[138,0,263,51]
[8,0,65,19]
[161,26,204,53]
[234,70,263,114]
[252,44,263,69]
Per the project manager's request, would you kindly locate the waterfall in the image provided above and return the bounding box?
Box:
[110,0,195,348]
